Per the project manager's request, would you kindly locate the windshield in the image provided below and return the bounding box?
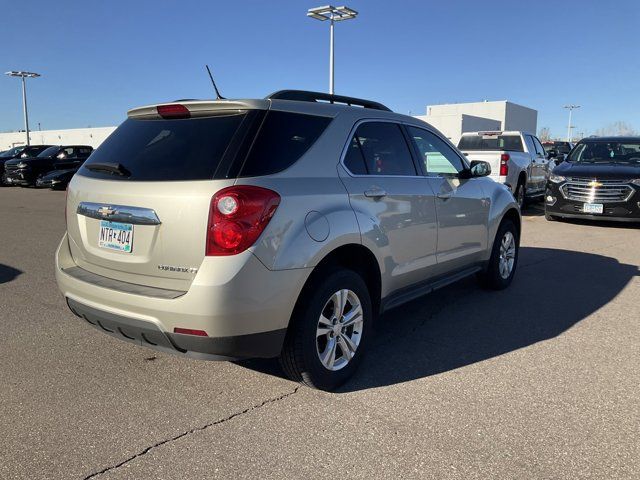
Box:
[37,146,61,158]
[0,146,26,158]
[567,141,640,164]
[458,135,524,152]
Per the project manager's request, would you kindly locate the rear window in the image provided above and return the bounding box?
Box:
[79,110,331,181]
[80,114,247,181]
[458,135,524,152]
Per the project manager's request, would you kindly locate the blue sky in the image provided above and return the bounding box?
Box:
[2,0,639,138]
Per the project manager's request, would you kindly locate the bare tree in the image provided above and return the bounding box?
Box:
[538,127,552,142]
[594,121,638,137]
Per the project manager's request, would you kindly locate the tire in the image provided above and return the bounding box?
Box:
[279,269,372,391]
[477,219,519,290]
[544,212,557,222]
[514,180,526,209]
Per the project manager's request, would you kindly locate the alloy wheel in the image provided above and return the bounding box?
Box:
[316,289,363,371]
[498,231,516,279]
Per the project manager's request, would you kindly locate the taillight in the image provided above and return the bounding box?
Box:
[500,153,510,176]
[206,186,280,256]
[157,104,191,119]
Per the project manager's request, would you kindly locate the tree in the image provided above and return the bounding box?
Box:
[594,121,638,137]
[538,127,552,142]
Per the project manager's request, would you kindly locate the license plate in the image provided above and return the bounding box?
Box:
[98,221,133,253]
[583,203,604,214]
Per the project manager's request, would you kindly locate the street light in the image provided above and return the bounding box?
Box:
[307,5,358,95]
[563,104,580,142]
[5,70,41,146]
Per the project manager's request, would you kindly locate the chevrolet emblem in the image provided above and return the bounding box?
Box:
[97,206,116,216]
[587,180,602,188]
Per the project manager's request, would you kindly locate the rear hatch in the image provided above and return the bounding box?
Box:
[458,132,524,178]
[65,100,269,292]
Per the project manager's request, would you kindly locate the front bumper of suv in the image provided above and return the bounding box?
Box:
[55,234,311,360]
[545,181,640,222]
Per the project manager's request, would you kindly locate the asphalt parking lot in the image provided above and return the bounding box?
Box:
[1,187,638,479]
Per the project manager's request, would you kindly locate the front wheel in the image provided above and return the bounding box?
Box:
[280,269,372,391]
[478,219,519,290]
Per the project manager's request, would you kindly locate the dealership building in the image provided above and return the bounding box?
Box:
[0,126,116,151]
[414,100,538,144]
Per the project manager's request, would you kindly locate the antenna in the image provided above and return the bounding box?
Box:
[205,65,225,100]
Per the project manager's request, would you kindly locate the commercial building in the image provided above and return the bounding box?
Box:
[414,100,538,144]
[0,126,116,151]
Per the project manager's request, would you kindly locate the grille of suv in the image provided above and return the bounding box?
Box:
[561,178,635,203]
[4,163,19,171]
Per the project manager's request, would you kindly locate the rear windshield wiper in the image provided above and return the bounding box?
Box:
[85,162,131,177]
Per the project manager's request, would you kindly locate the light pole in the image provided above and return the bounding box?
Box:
[564,104,580,142]
[5,71,41,146]
[307,5,358,95]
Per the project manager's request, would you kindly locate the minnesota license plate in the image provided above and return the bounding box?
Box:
[583,203,604,214]
[98,221,133,253]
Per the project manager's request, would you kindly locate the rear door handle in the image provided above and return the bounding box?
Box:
[437,192,453,200]
[364,188,387,198]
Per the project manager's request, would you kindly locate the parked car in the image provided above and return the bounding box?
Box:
[4,145,93,186]
[543,141,574,168]
[545,137,640,222]
[1,145,53,186]
[36,168,78,190]
[458,131,550,207]
[55,91,520,390]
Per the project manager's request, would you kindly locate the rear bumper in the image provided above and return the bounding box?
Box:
[55,233,311,360]
[66,298,287,360]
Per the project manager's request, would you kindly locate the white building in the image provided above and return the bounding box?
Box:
[0,126,116,151]
[415,100,538,144]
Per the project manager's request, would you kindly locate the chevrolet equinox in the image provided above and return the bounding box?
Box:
[55,90,521,390]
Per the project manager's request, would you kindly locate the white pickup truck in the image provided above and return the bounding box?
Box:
[458,131,550,207]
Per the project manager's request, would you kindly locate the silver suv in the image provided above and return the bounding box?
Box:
[55,90,520,390]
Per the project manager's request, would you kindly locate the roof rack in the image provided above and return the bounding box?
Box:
[266,90,392,112]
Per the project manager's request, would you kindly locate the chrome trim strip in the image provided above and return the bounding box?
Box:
[77,202,161,225]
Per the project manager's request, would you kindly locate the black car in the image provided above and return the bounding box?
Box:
[36,168,79,190]
[545,137,640,222]
[4,145,93,186]
[542,141,574,162]
[1,145,53,186]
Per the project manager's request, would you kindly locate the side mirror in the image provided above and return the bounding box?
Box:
[464,160,491,178]
[547,149,557,159]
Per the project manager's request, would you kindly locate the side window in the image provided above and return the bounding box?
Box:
[524,135,537,155]
[407,126,465,175]
[349,122,417,176]
[532,136,546,157]
[240,111,332,177]
[343,136,368,175]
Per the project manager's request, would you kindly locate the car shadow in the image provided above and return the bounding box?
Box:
[239,247,638,392]
[0,264,22,284]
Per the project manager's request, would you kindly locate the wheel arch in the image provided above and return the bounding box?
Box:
[291,243,383,323]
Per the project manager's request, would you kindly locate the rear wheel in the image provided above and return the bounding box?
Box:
[478,219,519,290]
[514,180,526,209]
[280,269,372,391]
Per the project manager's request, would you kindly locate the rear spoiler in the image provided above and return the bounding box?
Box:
[127,99,270,119]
